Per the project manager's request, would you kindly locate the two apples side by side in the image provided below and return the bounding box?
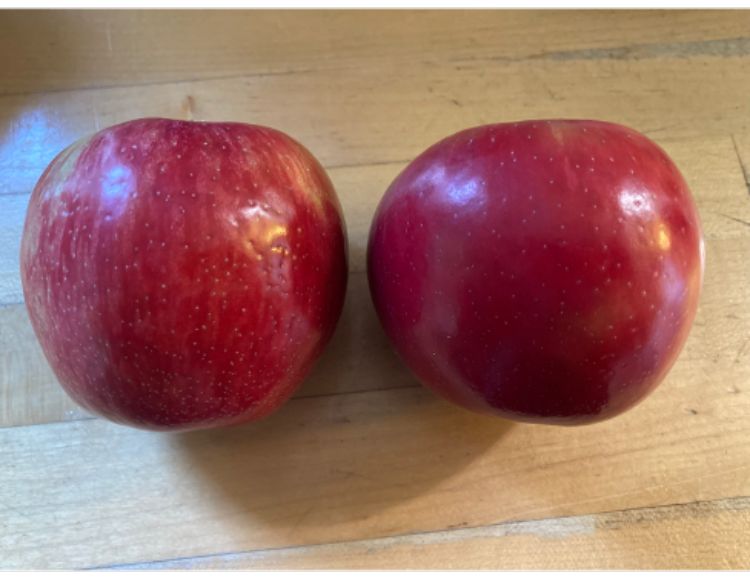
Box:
[20,118,704,431]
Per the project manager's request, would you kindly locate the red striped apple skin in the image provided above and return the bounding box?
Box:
[21,118,348,431]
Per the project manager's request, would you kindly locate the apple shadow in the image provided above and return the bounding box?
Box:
[171,391,513,534]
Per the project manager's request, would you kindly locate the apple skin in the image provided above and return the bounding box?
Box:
[21,118,348,431]
[368,120,704,425]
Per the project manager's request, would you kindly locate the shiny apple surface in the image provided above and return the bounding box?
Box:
[368,120,703,425]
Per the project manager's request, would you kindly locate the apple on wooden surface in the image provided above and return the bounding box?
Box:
[21,118,348,431]
[368,119,704,425]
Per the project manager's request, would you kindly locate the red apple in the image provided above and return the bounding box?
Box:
[368,120,704,425]
[21,118,348,431]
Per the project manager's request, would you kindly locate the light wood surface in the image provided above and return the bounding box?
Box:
[1,10,749,570]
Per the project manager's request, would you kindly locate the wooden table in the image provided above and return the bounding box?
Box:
[2,10,750,570]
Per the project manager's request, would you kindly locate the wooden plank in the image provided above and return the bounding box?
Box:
[1,134,749,428]
[0,305,88,427]
[3,53,750,197]
[0,193,26,306]
[2,11,749,96]
[117,496,750,570]
[1,326,749,570]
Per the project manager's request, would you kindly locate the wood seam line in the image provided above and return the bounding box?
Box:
[0,384,422,432]
[92,493,750,570]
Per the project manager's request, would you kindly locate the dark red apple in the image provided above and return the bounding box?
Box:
[368,120,704,425]
[21,118,347,431]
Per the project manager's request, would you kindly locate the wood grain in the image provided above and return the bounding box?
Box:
[117,496,750,570]
[3,11,750,95]
[1,10,750,570]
